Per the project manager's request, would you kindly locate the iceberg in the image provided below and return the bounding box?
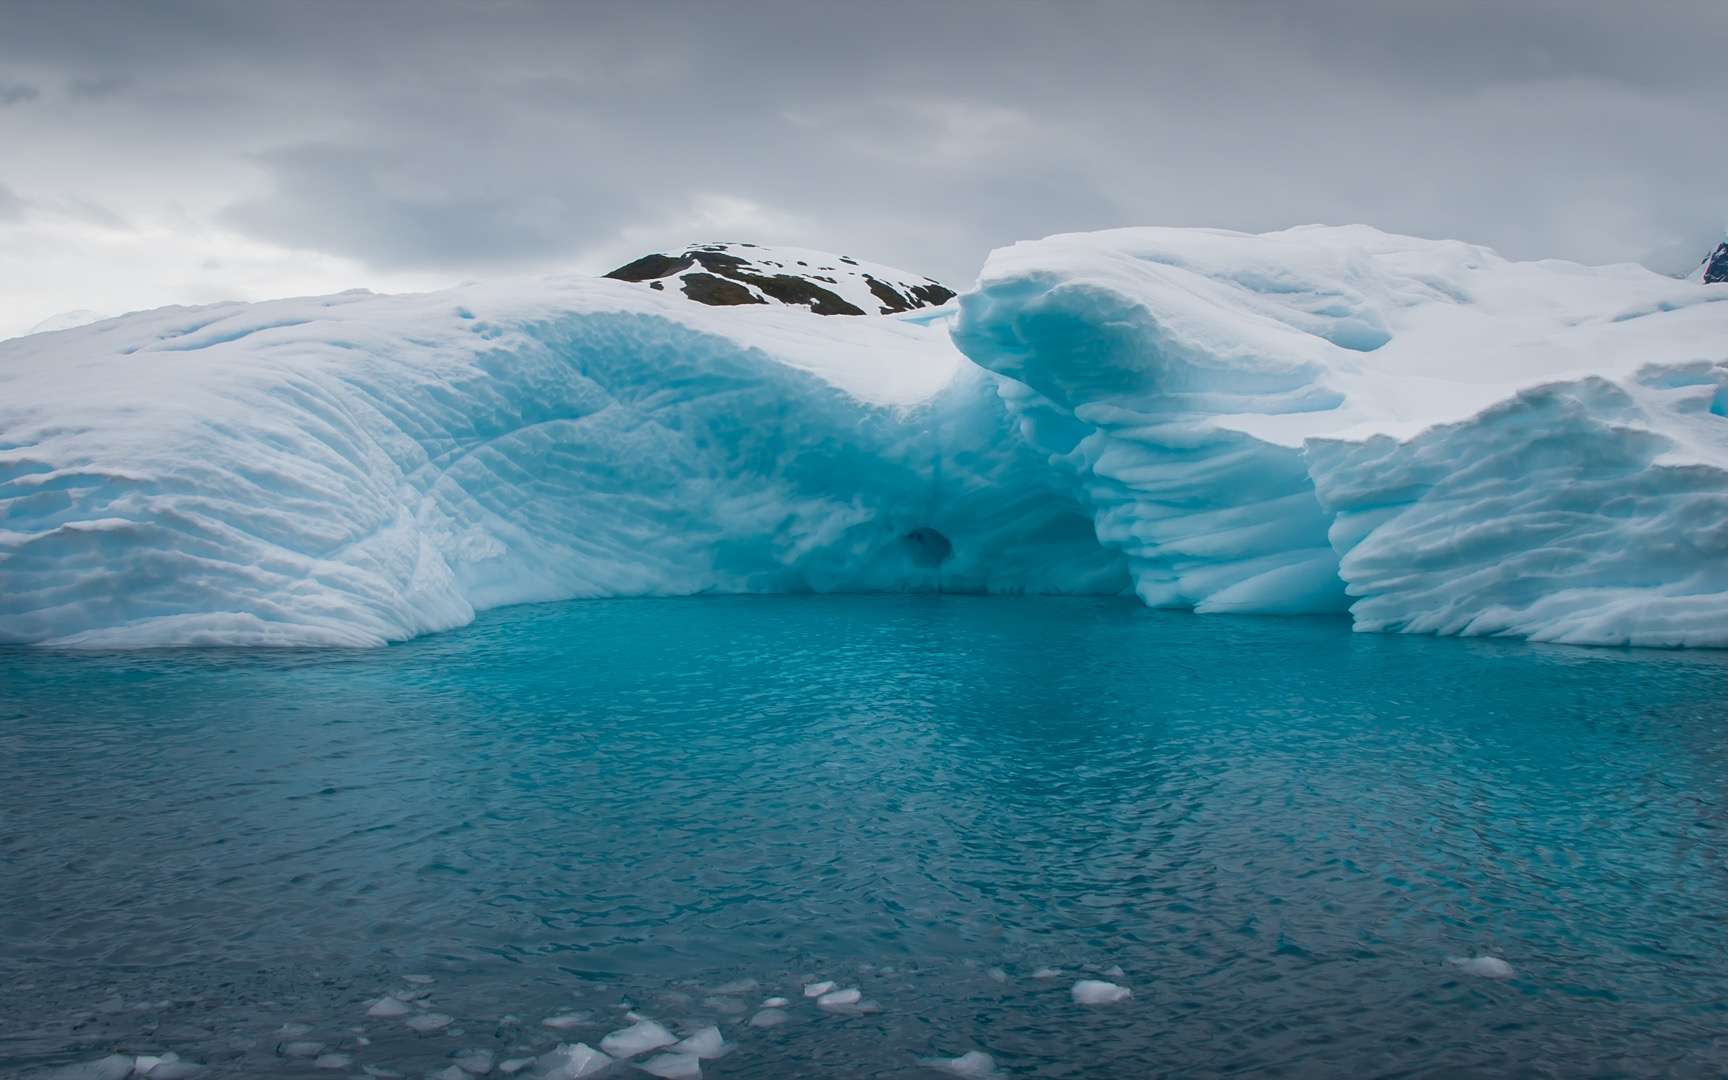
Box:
[2,228,1724,649]
[954,225,1728,646]
[0,267,1122,647]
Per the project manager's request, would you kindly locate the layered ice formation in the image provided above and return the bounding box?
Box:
[955,225,1728,647]
[2,228,1725,648]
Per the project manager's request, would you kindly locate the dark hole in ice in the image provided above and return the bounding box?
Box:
[903,527,953,566]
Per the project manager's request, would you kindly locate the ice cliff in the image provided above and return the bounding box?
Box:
[2,229,1724,648]
[956,225,1728,646]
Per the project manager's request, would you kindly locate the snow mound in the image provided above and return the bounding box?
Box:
[954,224,1728,647]
[605,242,955,316]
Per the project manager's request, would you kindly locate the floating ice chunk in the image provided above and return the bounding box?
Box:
[144,1060,203,1080]
[1071,980,1132,1005]
[313,1053,352,1070]
[368,996,414,1019]
[454,1049,494,1074]
[761,997,790,1008]
[534,1043,613,1079]
[541,1012,593,1030]
[599,1018,676,1058]
[1030,967,1062,980]
[1448,955,1515,980]
[430,1068,466,1080]
[802,981,836,997]
[670,1026,727,1059]
[986,968,1008,984]
[44,1054,136,1080]
[496,1060,533,1076]
[405,1013,454,1034]
[279,1023,314,1036]
[748,1009,788,1029]
[1101,965,1126,980]
[817,988,861,1009]
[131,1057,163,1076]
[279,1040,326,1058]
[638,1053,702,1079]
[708,978,757,995]
[918,1050,1002,1078]
[403,975,436,985]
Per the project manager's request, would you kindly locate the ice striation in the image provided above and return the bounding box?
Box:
[2,228,1725,649]
[954,225,1728,647]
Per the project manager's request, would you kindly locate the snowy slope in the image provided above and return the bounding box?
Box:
[605,243,956,316]
[954,225,1728,646]
[0,276,1119,647]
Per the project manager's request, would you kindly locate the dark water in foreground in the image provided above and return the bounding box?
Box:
[3,596,1728,1078]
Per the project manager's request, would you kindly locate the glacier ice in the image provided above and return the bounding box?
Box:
[1,227,1724,649]
[955,225,1728,646]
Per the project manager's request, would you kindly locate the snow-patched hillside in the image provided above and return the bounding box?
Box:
[2,227,1725,648]
[605,242,956,315]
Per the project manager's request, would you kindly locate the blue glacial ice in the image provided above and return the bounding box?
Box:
[2,227,1725,648]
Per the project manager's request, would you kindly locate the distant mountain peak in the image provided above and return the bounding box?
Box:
[1700,241,1728,284]
[605,242,955,315]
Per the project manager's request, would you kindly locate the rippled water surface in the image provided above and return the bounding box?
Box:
[4,596,1728,1078]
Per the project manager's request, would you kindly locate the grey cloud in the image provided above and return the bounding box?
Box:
[222,141,641,269]
[1,0,1724,285]
[0,80,38,106]
[0,182,25,220]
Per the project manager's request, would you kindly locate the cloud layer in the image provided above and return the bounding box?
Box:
[1,0,1723,335]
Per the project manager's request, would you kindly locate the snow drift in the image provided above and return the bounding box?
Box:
[2,227,1725,648]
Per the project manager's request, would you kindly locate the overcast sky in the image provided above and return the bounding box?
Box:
[1,0,1723,337]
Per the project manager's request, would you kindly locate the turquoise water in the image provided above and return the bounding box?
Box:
[3,596,1728,1078]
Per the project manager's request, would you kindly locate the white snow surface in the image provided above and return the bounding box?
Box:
[4,225,1726,649]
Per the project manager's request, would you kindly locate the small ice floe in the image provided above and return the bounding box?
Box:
[599,1018,676,1058]
[541,1012,593,1030]
[639,1053,703,1079]
[1448,955,1516,980]
[403,975,436,985]
[1101,965,1126,980]
[496,1060,533,1076]
[708,978,758,996]
[671,1026,728,1059]
[802,981,836,998]
[748,1009,789,1029]
[312,1053,352,1069]
[454,1048,495,1074]
[816,988,861,1010]
[699,996,747,1015]
[534,1043,612,1079]
[986,968,1008,984]
[761,997,790,1008]
[142,1057,203,1080]
[278,1041,326,1059]
[368,996,414,1019]
[430,1068,466,1080]
[405,1012,454,1035]
[1031,967,1062,980]
[918,1050,1002,1078]
[278,1023,314,1037]
[131,1057,164,1076]
[1071,980,1132,1005]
